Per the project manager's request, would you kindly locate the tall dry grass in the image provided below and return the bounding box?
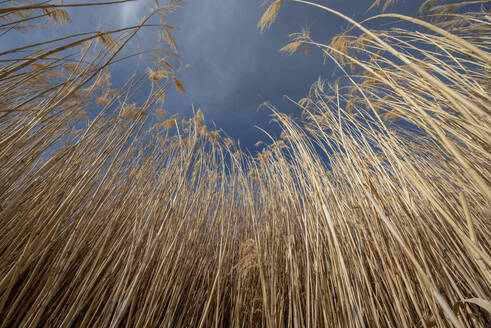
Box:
[0,0,490,327]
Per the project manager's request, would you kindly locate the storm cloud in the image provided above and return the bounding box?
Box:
[1,0,421,151]
[164,0,420,150]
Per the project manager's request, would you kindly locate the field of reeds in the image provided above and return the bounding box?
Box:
[0,0,489,327]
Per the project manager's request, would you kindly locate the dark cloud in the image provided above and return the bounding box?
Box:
[1,0,421,152]
[164,0,421,151]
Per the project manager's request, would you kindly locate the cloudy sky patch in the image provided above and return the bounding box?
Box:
[1,0,421,152]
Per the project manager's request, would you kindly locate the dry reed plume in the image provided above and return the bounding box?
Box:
[0,0,490,327]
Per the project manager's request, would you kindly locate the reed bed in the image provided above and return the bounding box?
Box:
[0,0,489,327]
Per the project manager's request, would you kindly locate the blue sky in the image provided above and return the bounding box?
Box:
[1,0,422,152]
